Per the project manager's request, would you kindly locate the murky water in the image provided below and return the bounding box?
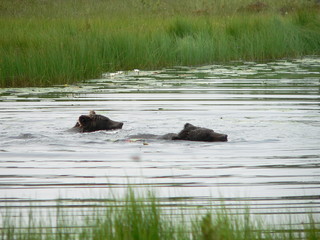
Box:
[0,57,320,225]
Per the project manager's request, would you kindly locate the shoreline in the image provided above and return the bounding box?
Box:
[1,0,320,87]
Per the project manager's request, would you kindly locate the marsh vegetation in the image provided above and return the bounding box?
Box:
[1,0,320,87]
[1,190,319,240]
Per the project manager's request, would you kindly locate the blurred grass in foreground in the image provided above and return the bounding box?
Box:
[1,189,319,240]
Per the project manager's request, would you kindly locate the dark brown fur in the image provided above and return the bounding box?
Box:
[72,111,123,133]
[131,123,227,142]
[172,123,228,142]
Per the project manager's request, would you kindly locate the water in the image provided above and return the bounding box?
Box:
[0,57,320,225]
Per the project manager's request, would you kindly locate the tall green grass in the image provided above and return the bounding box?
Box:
[1,190,319,240]
[1,0,320,87]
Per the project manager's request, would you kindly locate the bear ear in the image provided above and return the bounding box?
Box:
[79,115,91,126]
[184,123,193,129]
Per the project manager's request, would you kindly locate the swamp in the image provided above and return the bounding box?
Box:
[0,0,320,239]
[1,58,320,239]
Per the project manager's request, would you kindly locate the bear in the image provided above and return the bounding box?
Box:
[172,123,228,142]
[130,123,227,142]
[72,110,123,133]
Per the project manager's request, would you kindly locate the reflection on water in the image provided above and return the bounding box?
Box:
[0,57,319,224]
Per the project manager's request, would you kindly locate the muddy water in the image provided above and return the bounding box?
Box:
[0,57,320,224]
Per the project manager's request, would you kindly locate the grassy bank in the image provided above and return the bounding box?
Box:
[1,0,320,87]
[1,190,319,240]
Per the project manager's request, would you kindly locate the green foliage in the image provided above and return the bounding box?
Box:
[167,18,198,38]
[0,0,320,87]
[1,190,319,240]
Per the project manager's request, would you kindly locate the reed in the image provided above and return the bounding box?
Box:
[1,0,320,87]
[1,190,319,240]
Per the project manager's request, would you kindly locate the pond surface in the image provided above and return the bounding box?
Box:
[0,57,320,224]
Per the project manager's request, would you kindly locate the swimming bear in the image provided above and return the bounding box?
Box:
[72,111,123,133]
[173,123,228,142]
[131,123,228,142]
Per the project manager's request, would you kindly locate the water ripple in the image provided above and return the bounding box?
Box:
[0,57,320,223]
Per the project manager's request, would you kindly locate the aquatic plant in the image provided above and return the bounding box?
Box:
[0,0,320,87]
[1,190,319,240]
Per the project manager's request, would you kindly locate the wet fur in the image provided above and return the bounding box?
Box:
[173,123,228,142]
[72,111,123,133]
[71,111,227,142]
[131,123,227,142]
